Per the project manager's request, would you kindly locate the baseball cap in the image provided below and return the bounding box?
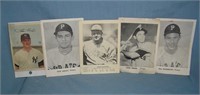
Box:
[133,25,147,36]
[91,24,103,31]
[164,24,180,36]
[54,23,73,36]
[21,33,30,41]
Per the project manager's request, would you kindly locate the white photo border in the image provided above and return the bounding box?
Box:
[80,20,120,74]
[41,18,83,77]
[119,17,160,74]
[8,21,45,78]
[155,18,196,75]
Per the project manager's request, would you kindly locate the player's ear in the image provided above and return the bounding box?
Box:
[178,34,181,41]
[100,31,103,35]
[133,36,136,39]
[72,35,74,40]
[54,35,57,39]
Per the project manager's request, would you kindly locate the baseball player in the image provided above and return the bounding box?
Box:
[120,25,155,67]
[157,24,187,68]
[47,23,80,70]
[83,24,117,65]
[14,33,43,71]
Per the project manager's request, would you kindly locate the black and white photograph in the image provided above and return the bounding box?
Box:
[9,21,45,78]
[80,20,120,74]
[156,19,196,75]
[119,18,159,74]
[41,18,83,77]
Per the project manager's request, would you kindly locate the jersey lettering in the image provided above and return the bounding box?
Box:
[52,63,77,69]
[32,56,38,63]
[164,61,181,67]
[53,65,62,69]
[65,63,77,68]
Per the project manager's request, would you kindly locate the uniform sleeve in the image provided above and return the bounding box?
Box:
[36,50,44,68]
[83,42,98,65]
[142,42,156,66]
[156,47,164,67]
[47,50,54,70]
[149,43,156,65]
[37,50,43,62]
[13,52,20,69]
[181,48,189,68]
[83,45,89,65]
[106,45,117,64]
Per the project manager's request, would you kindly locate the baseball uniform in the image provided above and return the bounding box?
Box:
[47,47,80,70]
[83,40,117,65]
[157,47,188,68]
[14,48,43,71]
[121,41,155,67]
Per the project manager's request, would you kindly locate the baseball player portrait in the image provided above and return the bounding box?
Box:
[47,23,80,70]
[120,24,155,68]
[157,23,187,68]
[14,33,44,71]
[83,24,117,65]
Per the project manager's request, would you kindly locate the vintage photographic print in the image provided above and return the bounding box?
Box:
[8,21,45,78]
[156,18,196,75]
[80,20,120,74]
[41,18,83,77]
[119,18,160,74]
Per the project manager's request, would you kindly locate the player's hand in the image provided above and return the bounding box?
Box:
[127,51,140,59]
[141,54,151,60]
[120,41,127,46]
[15,66,19,70]
[121,41,133,51]
[121,41,133,46]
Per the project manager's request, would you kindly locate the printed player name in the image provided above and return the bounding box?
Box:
[83,67,116,73]
[159,68,181,71]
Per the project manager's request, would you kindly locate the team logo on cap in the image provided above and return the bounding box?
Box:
[170,25,175,30]
[164,24,181,36]
[23,34,29,37]
[60,24,65,29]
[137,24,142,30]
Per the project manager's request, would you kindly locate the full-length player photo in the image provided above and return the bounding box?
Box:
[9,21,45,78]
[156,19,196,75]
[119,18,159,74]
[41,18,83,77]
[80,20,120,74]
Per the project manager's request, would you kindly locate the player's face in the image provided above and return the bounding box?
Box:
[91,30,103,41]
[164,33,180,50]
[135,31,146,43]
[56,31,73,49]
[21,39,31,48]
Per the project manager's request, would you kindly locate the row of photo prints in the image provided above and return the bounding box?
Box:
[8,18,196,78]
